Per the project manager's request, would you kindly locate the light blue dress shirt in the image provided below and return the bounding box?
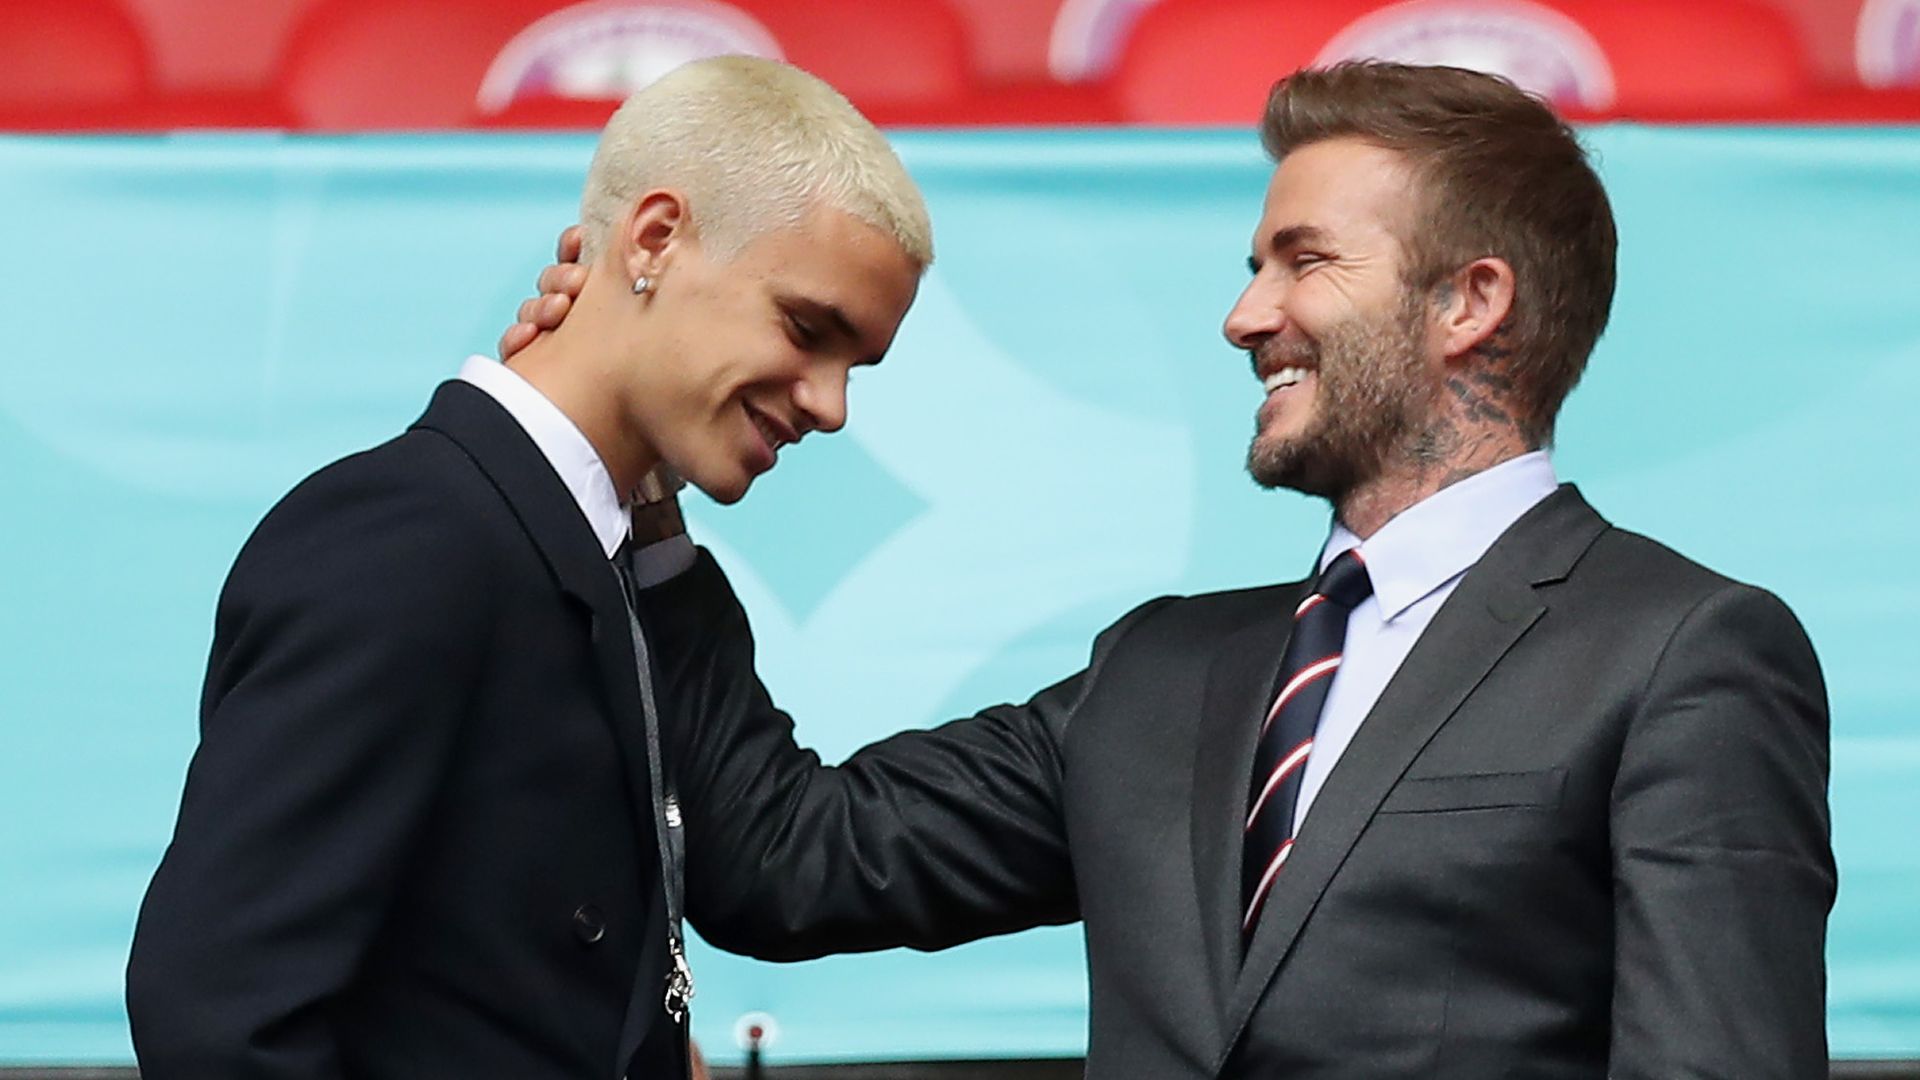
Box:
[1293,451,1560,829]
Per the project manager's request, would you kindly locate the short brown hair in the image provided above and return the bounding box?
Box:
[1262,62,1617,444]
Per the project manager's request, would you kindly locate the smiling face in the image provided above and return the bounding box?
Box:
[616,203,922,504]
[1224,137,1443,501]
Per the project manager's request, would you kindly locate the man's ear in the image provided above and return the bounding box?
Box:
[618,189,690,283]
[1435,256,1516,361]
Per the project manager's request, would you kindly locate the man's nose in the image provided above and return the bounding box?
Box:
[1223,278,1284,351]
[793,366,849,435]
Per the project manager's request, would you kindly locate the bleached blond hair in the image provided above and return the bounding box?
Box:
[578,56,933,268]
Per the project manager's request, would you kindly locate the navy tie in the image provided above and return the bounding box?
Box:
[1242,549,1373,938]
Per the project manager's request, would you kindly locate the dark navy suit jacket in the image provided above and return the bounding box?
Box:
[130,382,686,1079]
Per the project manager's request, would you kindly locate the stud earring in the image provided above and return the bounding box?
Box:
[632,275,653,295]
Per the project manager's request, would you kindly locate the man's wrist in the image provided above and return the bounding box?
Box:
[630,498,686,546]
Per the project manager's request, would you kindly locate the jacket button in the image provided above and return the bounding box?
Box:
[572,904,606,945]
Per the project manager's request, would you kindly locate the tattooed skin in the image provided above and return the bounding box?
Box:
[1446,375,1517,428]
[1418,324,1535,496]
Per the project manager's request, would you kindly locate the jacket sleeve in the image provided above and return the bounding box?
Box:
[638,550,1159,961]
[125,459,495,1079]
[1607,582,1835,1079]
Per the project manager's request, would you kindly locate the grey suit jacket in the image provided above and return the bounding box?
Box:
[644,486,1833,1079]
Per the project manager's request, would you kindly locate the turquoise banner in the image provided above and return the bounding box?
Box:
[1,127,1916,1064]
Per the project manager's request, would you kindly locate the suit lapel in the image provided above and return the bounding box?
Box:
[1220,487,1607,1051]
[1189,581,1307,1006]
[410,381,657,837]
[416,382,674,1067]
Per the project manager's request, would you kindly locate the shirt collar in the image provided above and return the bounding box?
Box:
[458,355,629,558]
[1321,451,1559,622]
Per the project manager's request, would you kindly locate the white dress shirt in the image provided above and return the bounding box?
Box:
[1290,451,1560,829]
[457,355,695,580]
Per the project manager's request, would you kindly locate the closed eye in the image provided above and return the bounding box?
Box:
[775,292,889,366]
[784,311,821,349]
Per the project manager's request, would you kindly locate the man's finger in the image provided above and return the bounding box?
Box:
[557,224,585,264]
[530,293,571,331]
[537,262,589,299]
[497,322,536,362]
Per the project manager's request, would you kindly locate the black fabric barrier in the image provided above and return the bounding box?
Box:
[3,1063,1917,1079]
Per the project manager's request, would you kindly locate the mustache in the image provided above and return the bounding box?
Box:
[1249,336,1319,375]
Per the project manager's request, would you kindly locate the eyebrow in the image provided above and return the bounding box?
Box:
[1249,224,1332,272]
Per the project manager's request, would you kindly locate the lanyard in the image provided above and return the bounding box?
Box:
[617,572,694,1026]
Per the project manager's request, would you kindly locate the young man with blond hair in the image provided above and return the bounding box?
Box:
[127,56,928,1080]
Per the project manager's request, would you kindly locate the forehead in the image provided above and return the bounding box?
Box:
[1255,137,1418,255]
[734,206,920,331]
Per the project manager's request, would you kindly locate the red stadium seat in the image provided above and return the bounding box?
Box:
[856,88,1119,128]
[127,92,298,130]
[882,80,1123,126]
[0,0,270,131]
[0,0,152,110]
[1110,0,1817,124]
[281,0,977,130]
[1556,0,1813,116]
[1795,84,1920,120]
[280,0,559,129]
[726,0,975,113]
[1610,84,1920,122]
[477,82,1120,130]
[1109,0,1345,125]
[467,94,621,129]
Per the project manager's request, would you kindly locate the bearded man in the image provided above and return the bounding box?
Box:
[516,60,1833,1079]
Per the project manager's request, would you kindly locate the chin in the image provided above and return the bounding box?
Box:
[1248,428,1303,486]
[1247,435,1344,499]
[688,469,752,506]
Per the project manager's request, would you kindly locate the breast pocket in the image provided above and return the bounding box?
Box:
[1376,767,1566,814]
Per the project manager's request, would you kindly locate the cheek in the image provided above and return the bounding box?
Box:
[1292,284,1358,331]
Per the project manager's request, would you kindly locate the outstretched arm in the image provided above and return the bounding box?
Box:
[638,551,1158,960]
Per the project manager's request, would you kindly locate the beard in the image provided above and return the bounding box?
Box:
[1246,291,1433,502]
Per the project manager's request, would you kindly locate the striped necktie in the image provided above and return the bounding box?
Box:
[1241,548,1373,939]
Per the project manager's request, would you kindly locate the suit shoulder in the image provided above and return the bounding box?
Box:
[1171,579,1301,618]
[230,428,508,593]
[1584,524,1783,609]
[1098,579,1300,645]
[1571,524,1815,663]
[272,427,495,519]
